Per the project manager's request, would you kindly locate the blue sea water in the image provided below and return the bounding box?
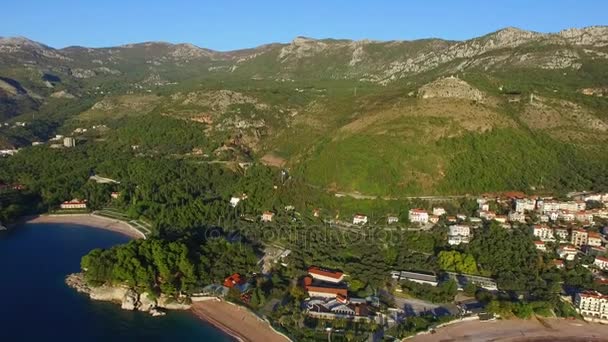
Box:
[0,223,232,342]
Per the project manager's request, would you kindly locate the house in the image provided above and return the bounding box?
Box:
[110,192,120,199]
[540,215,550,223]
[534,241,547,252]
[588,233,603,247]
[572,229,588,248]
[308,266,344,284]
[447,216,457,223]
[261,211,274,222]
[429,215,440,224]
[223,273,246,288]
[387,216,399,224]
[60,199,87,209]
[457,214,467,221]
[408,209,429,224]
[399,271,438,286]
[508,211,526,223]
[303,277,348,299]
[575,291,608,320]
[584,246,606,256]
[554,228,569,240]
[353,214,368,225]
[559,245,578,261]
[432,207,446,216]
[594,256,608,271]
[533,225,555,242]
[553,259,565,269]
[448,225,471,245]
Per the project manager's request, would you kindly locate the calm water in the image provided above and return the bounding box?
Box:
[0,223,232,342]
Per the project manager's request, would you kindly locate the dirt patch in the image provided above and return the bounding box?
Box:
[260,153,287,167]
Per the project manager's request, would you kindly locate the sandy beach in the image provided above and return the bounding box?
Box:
[410,317,608,342]
[191,300,290,342]
[26,214,145,239]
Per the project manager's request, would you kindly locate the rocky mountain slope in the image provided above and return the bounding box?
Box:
[1,26,608,195]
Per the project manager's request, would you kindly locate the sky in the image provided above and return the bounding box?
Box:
[1,0,606,51]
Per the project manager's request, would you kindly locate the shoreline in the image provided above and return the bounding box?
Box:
[24,214,146,239]
[409,316,608,341]
[191,300,291,342]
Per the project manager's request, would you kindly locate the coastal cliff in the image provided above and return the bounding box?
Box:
[66,273,191,316]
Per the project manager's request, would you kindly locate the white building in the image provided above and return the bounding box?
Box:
[432,207,446,216]
[261,211,274,222]
[508,211,526,223]
[575,291,608,320]
[534,241,547,252]
[559,245,578,261]
[229,197,241,207]
[448,225,471,245]
[554,228,569,241]
[515,198,536,213]
[63,137,76,148]
[353,214,368,225]
[408,209,429,224]
[594,256,608,271]
[533,225,555,242]
[387,216,399,224]
[588,233,603,247]
[60,199,87,209]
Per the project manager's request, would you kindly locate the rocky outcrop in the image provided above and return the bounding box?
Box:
[65,273,187,316]
[418,76,484,102]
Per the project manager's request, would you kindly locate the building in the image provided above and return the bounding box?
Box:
[554,228,569,241]
[387,216,399,224]
[594,256,608,271]
[559,245,578,261]
[398,271,438,286]
[588,233,603,247]
[229,197,241,207]
[261,211,274,222]
[308,266,344,284]
[446,272,498,291]
[575,291,608,320]
[448,225,470,245]
[576,211,594,223]
[508,211,526,223]
[60,199,87,209]
[494,215,507,223]
[533,225,555,242]
[559,211,575,222]
[63,137,76,148]
[110,192,120,199]
[408,209,429,224]
[478,211,496,220]
[534,241,547,252]
[457,214,467,221]
[572,229,588,248]
[313,208,320,217]
[432,207,446,216]
[515,198,536,213]
[429,215,440,224]
[553,259,565,269]
[353,214,368,225]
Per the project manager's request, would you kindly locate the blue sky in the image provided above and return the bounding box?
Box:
[1,0,606,50]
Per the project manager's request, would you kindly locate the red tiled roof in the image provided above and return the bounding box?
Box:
[223,273,245,288]
[308,266,343,279]
[596,256,608,263]
[409,208,427,214]
[305,285,348,297]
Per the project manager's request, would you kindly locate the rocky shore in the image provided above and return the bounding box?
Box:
[66,273,191,317]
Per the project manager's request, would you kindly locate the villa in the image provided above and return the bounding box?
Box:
[408,209,429,224]
[60,199,87,209]
[352,214,368,225]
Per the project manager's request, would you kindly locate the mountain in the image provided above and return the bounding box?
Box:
[1,27,608,195]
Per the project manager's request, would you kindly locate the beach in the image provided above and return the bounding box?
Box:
[410,317,608,341]
[26,214,145,239]
[191,300,291,342]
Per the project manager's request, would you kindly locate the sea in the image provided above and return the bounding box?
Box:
[0,222,232,341]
